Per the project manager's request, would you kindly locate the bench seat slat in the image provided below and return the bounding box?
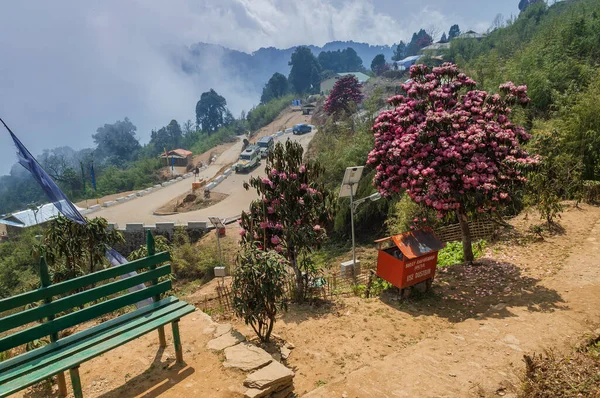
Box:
[0,265,171,335]
[0,281,171,352]
[0,252,170,314]
[0,298,191,385]
[0,302,195,398]
[0,296,179,374]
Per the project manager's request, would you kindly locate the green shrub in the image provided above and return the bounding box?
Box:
[247,95,295,133]
[232,244,289,343]
[172,242,219,281]
[437,240,487,268]
[95,157,163,197]
[0,350,10,362]
[385,195,443,236]
[0,227,43,299]
[128,235,172,261]
[188,127,237,155]
[369,277,393,296]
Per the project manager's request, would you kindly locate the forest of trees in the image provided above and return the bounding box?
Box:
[0,88,292,215]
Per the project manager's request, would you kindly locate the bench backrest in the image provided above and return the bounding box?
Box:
[0,233,171,353]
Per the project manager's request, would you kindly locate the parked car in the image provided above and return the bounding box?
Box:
[233,145,260,173]
[257,136,274,158]
[292,124,312,135]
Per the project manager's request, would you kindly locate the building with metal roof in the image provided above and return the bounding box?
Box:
[393,55,423,70]
[0,202,85,230]
[320,72,371,95]
[420,42,451,54]
[160,149,193,167]
[457,30,486,40]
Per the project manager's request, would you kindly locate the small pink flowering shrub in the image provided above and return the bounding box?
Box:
[368,63,537,261]
[239,140,334,302]
[324,75,364,115]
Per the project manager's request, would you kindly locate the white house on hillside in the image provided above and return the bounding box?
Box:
[320,72,371,95]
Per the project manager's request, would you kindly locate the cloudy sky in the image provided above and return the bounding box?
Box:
[0,0,519,174]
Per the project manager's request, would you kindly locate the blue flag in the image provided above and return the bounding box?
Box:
[90,163,97,191]
[2,120,86,225]
[1,118,151,307]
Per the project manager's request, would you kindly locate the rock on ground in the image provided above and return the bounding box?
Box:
[244,361,295,389]
[224,342,273,372]
[213,323,233,337]
[280,346,291,360]
[271,384,295,398]
[207,330,246,351]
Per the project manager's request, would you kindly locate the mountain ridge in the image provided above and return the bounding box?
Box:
[179,40,396,97]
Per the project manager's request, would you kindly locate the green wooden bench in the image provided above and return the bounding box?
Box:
[0,231,195,398]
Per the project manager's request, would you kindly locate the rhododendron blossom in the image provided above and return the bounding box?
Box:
[239,140,333,302]
[368,63,536,261]
[324,75,364,115]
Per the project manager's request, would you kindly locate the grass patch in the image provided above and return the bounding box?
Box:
[521,334,600,397]
[437,240,487,268]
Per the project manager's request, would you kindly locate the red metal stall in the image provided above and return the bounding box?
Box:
[375,228,445,291]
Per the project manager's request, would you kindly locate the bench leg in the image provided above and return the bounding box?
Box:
[57,372,68,397]
[69,366,84,398]
[171,319,183,363]
[158,325,167,348]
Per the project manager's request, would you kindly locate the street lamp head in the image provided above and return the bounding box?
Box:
[369,192,382,202]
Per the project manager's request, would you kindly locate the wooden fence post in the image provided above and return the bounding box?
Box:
[147,230,167,347]
[39,256,68,397]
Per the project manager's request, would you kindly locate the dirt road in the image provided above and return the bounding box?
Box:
[92,131,315,225]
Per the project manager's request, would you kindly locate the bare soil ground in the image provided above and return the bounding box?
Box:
[192,141,238,168]
[16,313,246,398]
[228,203,600,396]
[250,108,310,142]
[301,203,600,397]
[13,203,600,398]
[155,191,228,214]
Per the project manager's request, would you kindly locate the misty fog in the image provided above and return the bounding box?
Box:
[0,0,518,174]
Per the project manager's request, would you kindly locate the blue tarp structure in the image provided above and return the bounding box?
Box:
[396,55,422,70]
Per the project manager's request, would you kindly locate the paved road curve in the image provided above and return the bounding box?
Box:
[93,131,315,226]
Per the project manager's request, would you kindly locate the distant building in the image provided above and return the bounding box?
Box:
[0,202,86,235]
[420,42,451,55]
[393,55,422,71]
[302,103,316,115]
[160,149,193,167]
[456,30,486,40]
[320,72,371,95]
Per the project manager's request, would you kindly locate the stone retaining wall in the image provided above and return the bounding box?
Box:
[110,216,240,254]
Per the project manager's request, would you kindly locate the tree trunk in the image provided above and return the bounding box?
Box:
[265,317,275,343]
[293,265,304,303]
[289,248,305,303]
[456,209,474,264]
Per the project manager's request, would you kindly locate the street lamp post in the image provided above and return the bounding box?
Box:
[339,166,383,274]
[339,167,364,268]
[208,216,226,279]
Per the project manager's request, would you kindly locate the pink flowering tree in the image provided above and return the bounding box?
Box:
[239,140,333,302]
[324,75,364,116]
[368,63,537,263]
